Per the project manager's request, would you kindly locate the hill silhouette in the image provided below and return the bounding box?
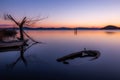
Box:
[0,25,120,30]
[101,25,120,30]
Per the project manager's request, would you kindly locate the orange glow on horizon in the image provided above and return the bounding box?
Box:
[33,22,120,28]
[1,18,120,28]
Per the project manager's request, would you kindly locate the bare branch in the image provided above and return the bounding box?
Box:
[4,14,48,27]
[4,14,19,26]
[25,16,48,26]
[20,17,27,26]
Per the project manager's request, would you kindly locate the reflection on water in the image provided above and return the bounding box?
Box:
[74,29,78,35]
[6,42,39,70]
[104,30,117,34]
[6,45,27,70]
[1,30,120,80]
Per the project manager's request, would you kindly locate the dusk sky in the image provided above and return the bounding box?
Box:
[1,0,120,28]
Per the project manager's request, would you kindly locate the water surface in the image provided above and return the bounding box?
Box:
[0,30,120,80]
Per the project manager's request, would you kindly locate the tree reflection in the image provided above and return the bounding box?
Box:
[6,42,39,70]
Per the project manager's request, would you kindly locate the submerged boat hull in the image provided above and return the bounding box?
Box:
[0,40,27,49]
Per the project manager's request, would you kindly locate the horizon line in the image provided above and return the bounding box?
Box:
[0,24,119,28]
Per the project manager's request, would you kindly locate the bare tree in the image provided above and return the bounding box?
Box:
[4,14,47,41]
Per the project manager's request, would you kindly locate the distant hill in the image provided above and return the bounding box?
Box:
[10,27,100,30]
[101,25,120,30]
[2,27,99,30]
[1,25,120,30]
[76,27,99,30]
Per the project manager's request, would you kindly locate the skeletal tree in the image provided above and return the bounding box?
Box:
[4,14,47,41]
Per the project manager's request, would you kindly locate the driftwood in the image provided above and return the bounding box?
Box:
[56,48,100,64]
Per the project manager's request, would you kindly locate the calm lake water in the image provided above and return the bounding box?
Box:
[0,30,120,80]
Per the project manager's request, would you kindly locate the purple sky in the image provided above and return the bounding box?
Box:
[0,0,120,28]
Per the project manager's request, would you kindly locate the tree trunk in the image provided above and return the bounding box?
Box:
[19,25,24,40]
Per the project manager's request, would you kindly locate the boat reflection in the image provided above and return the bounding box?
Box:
[56,48,101,64]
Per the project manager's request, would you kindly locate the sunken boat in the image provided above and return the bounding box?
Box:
[56,48,100,64]
[0,40,28,50]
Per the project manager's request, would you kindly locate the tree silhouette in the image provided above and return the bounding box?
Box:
[4,14,47,41]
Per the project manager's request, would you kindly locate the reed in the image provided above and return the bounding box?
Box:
[0,29,17,41]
